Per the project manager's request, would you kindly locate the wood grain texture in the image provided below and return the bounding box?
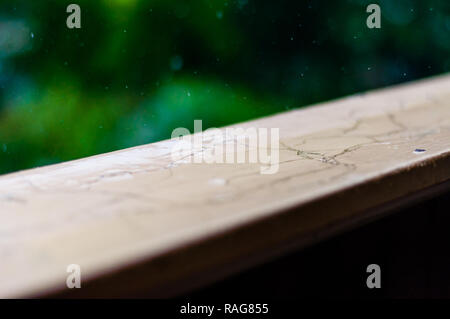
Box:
[1,74,450,298]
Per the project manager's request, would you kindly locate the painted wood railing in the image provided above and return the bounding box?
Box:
[1,74,450,297]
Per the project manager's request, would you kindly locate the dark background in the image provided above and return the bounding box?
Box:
[189,188,450,298]
[0,0,449,175]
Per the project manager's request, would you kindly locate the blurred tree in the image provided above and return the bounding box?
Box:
[0,0,448,174]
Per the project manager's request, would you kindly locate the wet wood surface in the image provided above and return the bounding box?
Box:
[1,74,450,297]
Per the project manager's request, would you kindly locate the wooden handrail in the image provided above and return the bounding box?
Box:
[1,74,450,297]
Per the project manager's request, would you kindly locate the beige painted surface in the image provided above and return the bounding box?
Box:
[1,74,450,297]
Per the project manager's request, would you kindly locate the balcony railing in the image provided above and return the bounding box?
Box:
[1,74,450,297]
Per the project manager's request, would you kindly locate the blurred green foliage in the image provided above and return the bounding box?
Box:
[0,0,449,174]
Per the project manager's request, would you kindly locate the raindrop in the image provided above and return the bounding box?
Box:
[30,32,34,38]
[216,11,223,19]
[209,178,226,186]
[170,55,183,71]
[2,144,7,152]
